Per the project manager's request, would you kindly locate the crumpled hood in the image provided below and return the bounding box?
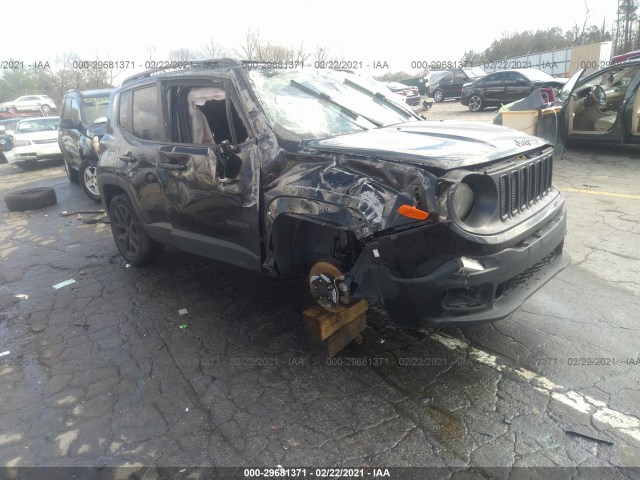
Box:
[307,120,549,169]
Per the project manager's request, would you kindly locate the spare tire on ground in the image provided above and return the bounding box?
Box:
[4,187,57,212]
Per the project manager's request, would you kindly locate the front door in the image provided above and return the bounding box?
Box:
[155,79,261,269]
[502,72,532,103]
[482,72,506,104]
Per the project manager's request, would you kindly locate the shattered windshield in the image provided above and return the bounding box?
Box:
[248,69,415,140]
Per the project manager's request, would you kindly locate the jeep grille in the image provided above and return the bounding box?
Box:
[498,155,553,221]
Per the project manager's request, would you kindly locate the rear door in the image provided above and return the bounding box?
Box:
[451,70,467,97]
[154,78,261,269]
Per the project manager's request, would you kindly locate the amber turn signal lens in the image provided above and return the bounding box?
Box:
[398,204,429,220]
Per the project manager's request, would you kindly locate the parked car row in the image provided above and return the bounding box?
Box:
[428,67,486,102]
[0,89,112,201]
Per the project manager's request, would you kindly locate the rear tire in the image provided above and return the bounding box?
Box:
[80,161,100,201]
[108,194,163,265]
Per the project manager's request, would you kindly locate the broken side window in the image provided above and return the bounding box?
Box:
[166,84,249,145]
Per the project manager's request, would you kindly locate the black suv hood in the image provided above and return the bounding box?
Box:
[306,121,548,169]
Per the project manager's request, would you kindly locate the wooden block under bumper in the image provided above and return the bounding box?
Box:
[313,313,367,359]
[303,299,368,341]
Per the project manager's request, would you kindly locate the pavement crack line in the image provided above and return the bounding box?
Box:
[426,332,640,445]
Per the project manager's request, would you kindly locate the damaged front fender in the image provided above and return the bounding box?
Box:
[264,150,440,239]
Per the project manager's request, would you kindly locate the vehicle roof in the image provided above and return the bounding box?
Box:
[121,58,242,87]
[487,68,550,74]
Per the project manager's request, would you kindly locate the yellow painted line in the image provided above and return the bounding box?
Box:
[559,187,640,200]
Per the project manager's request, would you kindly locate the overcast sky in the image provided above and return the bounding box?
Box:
[5,0,618,81]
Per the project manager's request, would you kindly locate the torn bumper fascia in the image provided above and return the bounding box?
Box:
[349,201,570,328]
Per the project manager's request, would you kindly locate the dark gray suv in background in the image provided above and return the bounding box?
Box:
[58,88,113,200]
[96,59,569,328]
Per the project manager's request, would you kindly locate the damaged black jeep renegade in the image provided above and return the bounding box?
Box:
[97,59,570,327]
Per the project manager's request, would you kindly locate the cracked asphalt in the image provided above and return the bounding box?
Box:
[1,115,640,477]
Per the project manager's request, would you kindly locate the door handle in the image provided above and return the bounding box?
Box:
[119,152,137,163]
[160,163,187,171]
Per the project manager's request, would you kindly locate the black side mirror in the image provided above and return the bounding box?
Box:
[59,118,76,129]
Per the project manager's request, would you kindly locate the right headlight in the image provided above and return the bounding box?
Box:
[438,175,497,227]
[13,139,30,147]
[451,182,475,221]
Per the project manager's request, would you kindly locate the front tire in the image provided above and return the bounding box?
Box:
[468,94,484,112]
[433,89,444,103]
[108,194,163,266]
[80,161,100,201]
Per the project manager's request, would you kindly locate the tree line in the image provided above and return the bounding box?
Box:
[2,5,640,106]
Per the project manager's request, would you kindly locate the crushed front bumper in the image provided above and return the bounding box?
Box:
[361,205,569,328]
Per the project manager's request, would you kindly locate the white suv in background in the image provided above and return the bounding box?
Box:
[0,95,57,115]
